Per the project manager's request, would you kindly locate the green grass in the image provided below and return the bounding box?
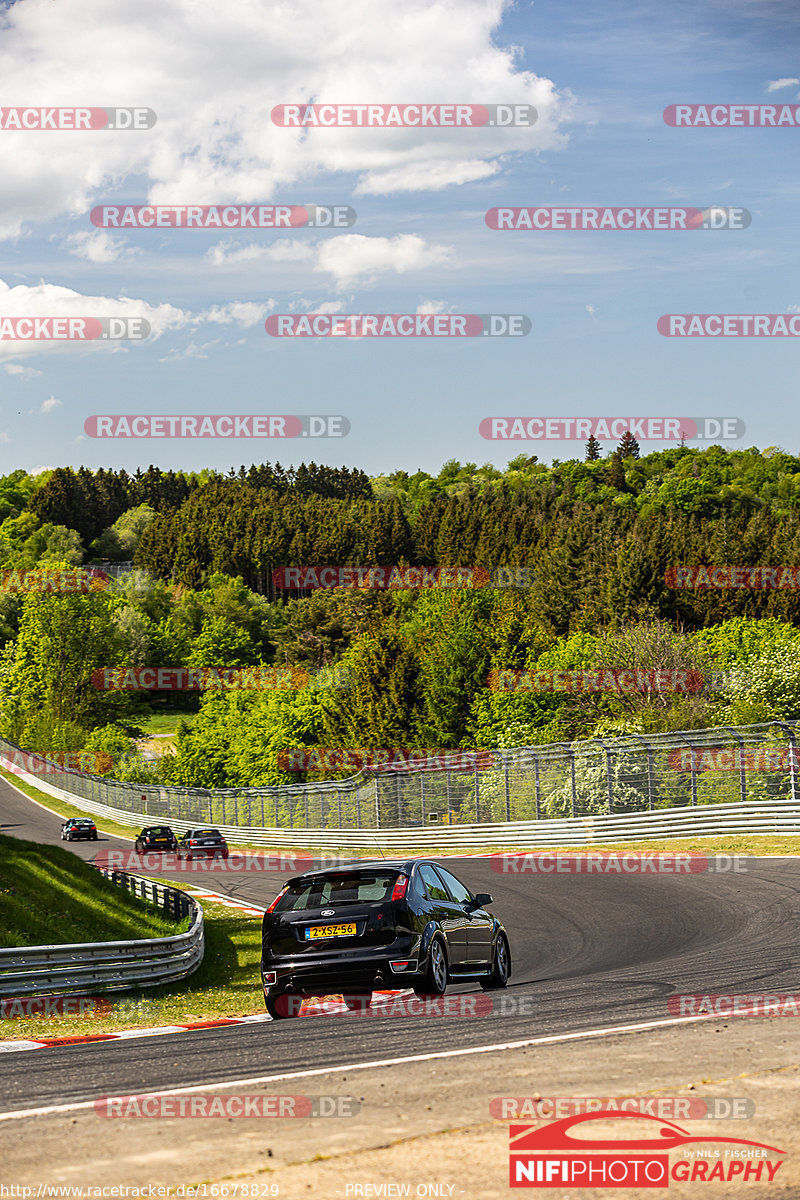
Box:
[0,831,189,948]
[2,898,264,1040]
[3,762,799,864]
[140,710,194,735]
[0,764,143,839]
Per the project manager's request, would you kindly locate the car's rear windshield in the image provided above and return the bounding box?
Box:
[194,829,221,838]
[273,872,400,912]
[149,827,172,835]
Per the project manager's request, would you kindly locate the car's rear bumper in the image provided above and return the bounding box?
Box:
[261,941,419,996]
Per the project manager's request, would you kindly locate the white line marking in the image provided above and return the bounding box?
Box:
[0,1011,728,1121]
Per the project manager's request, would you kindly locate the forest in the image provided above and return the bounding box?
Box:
[1,439,800,788]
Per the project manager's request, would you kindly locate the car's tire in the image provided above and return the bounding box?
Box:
[266,992,303,1019]
[413,936,449,996]
[92,833,98,840]
[480,934,510,990]
[343,991,373,1011]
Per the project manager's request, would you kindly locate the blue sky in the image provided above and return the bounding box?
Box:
[0,0,798,476]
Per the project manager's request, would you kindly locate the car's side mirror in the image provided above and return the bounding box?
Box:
[473,893,493,907]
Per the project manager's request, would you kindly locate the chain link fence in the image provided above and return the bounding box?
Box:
[2,721,799,832]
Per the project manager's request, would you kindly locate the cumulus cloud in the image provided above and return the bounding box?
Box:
[41,395,61,412]
[4,363,43,379]
[767,77,800,92]
[0,0,568,237]
[65,230,128,263]
[314,233,453,287]
[193,300,276,326]
[416,298,457,314]
[0,277,187,357]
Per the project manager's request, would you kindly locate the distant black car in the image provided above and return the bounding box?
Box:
[61,818,97,841]
[261,858,510,1019]
[135,825,178,853]
[177,827,229,861]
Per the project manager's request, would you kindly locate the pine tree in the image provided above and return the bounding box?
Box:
[585,435,602,461]
[618,431,640,459]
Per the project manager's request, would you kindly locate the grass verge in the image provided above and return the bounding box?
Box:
[0,831,189,948]
[1,898,263,1040]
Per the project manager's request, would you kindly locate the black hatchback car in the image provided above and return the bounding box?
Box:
[261,858,511,1019]
[135,825,178,853]
[177,827,229,860]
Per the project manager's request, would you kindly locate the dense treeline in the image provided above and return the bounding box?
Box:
[3,444,800,791]
[134,446,800,630]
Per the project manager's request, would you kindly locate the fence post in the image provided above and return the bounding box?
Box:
[421,773,427,824]
[396,775,403,827]
[446,769,453,824]
[503,758,510,825]
[337,786,343,828]
[723,727,747,805]
[773,722,797,802]
[474,765,480,822]
[630,735,656,810]
[594,739,614,814]
[568,748,577,818]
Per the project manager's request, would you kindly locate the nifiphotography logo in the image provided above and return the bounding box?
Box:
[508,1111,786,1187]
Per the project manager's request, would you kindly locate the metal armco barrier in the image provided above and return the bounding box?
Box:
[1,721,800,850]
[0,871,203,997]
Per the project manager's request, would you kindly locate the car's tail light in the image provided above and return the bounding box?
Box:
[391,874,408,901]
[265,887,288,914]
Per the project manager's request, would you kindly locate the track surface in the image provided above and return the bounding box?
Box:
[2,778,800,1116]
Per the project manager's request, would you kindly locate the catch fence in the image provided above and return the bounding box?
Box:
[1,721,799,833]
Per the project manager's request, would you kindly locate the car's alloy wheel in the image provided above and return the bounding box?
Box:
[481,934,510,990]
[414,936,448,996]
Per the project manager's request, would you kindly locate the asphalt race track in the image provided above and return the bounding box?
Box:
[2,777,800,1117]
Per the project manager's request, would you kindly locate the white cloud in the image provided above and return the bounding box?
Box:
[3,363,43,379]
[416,298,457,314]
[206,240,314,266]
[767,77,800,92]
[194,300,276,326]
[586,304,597,318]
[314,233,453,287]
[0,277,187,357]
[158,340,219,362]
[0,0,568,238]
[65,230,128,263]
[41,395,61,412]
[354,158,500,195]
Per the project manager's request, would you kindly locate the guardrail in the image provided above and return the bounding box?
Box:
[0,871,203,997]
[2,721,800,850]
